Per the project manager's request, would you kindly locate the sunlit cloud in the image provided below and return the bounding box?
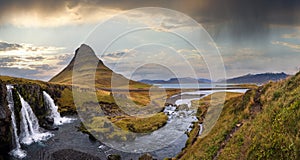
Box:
[281,33,300,39]
[272,41,300,51]
[0,41,72,80]
[2,4,121,28]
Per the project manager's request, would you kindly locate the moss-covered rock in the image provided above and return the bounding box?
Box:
[107,154,121,160]
[139,153,155,160]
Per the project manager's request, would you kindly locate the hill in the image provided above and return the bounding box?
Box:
[178,71,300,159]
[50,44,149,89]
[223,72,289,84]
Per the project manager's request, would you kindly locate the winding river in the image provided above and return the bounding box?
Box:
[16,89,247,160]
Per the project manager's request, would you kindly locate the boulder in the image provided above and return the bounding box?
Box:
[107,154,121,160]
[139,153,155,160]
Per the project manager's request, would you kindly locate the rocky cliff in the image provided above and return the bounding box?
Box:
[0,81,11,159]
[0,77,76,158]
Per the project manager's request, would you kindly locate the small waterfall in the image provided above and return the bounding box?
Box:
[18,94,53,145]
[6,85,26,159]
[43,91,74,125]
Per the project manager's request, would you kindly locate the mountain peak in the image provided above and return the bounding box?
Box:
[49,44,148,89]
[74,44,98,60]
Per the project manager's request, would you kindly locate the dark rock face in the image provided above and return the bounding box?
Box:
[16,84,48,122]
[0,81,12,159]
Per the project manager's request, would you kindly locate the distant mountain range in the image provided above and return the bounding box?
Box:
[140,72,289,85]
[139,77,212,84]
[223,72,289,84]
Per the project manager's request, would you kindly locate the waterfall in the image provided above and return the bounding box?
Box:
[43,91,74,125]
[18,93,53,145]
[6,85,26,159]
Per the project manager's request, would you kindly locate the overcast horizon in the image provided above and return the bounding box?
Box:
[0,0,300,81]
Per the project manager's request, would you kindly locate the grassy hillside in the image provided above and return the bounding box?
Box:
[177,72,300,159]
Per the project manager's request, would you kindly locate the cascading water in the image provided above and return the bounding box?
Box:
[6,85,26,159]
[18,94,53,145]
[43,91,74,125]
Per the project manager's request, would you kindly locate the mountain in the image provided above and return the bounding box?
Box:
[179,71,300,159]
[224,72,289,84]
[139,77,211,84]
[50,44,149,89]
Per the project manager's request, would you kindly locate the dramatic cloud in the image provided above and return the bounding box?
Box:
[0,0,121,27]
[0,1,299,80]
[0,42,22,51]
[0,0,299,34]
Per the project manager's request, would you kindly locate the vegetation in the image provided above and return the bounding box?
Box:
[112,112,168,133]
[178,72,300,160]
[177,92,244,159]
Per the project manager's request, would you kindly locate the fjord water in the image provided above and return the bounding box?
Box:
[6,85,26,159]
[19,93,53,145]
[43,91,74,125]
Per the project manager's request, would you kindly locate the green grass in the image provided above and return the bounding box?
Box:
[178,72,300,160]
[112,112,168,133]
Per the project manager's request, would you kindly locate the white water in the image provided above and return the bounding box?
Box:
[6,85,27,159]
[19,94,53,145]
[43,91,74,125]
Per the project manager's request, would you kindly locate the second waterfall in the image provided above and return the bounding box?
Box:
[43,91,74,125]
[19,94,53,145]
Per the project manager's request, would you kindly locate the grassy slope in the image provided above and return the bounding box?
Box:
[178,72,300,159]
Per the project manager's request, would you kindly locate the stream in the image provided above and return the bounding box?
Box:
[11,89,248,160]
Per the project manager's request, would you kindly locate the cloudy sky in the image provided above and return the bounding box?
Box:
[0,0,300,81]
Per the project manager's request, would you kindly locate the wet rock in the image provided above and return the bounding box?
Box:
[176,104,189,111]
[42,122,59,131]
[41,116,59,131]
[139,153,155,160]
[107,154,121,160]
[45,116,54,125]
